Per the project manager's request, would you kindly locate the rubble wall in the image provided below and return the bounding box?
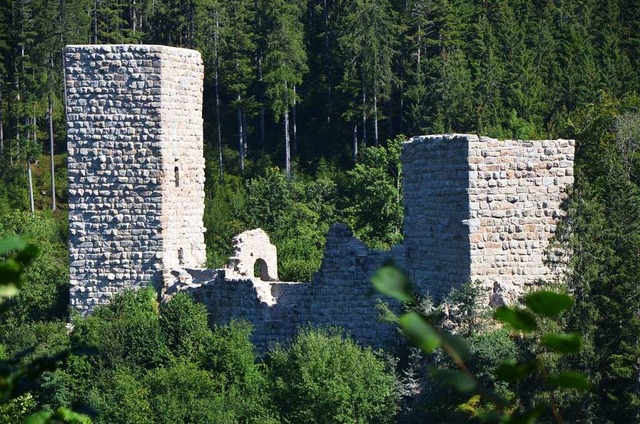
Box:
[188,224,404,351]
[66,45,205,313]
[402,135,472,298]
[467,137,575,302]
[65,44,575,348]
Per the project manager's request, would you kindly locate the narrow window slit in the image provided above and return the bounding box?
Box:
[178,248,184,265]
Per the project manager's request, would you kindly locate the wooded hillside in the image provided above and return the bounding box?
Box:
[1,0,639,172]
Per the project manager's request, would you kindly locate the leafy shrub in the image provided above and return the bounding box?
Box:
[0,211,69,322]
[71,287,169,370]
[87,368,154,424]
[268,328,399,424]
[159,293,212,363]
[343,136,403,249]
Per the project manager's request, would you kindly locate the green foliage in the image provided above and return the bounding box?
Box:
[493,307,537,332]
[1,2,640,423]
[268,328,399,424]
[0,211,68,323]
[51,291,278,423]
[143,362,229,424]
[343,137,403,249]
[86,368,154,424]
[263,0,307,121]
[371,263,412,303]
[553,94,640,422]
[203,169,249,267]
[159,293,212,363]
[373,264,586,422]
[0,235,89,423]
[26,407,91,424]
[246,167,337,280]
[208,320,263,389]
[72,287,168,370]
[0,393,36,424]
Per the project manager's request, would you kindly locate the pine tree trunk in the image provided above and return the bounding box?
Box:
[214,11,223,182]
[8,94,13,165]
[352,124,358,163]
[49,95,56,211]
[189,0,195,48]
[16,72,21,162]
[93,0,98,43]
[417,25,421,71]
[132,0,137,33]
[324,0,331,123]
[260,105,265,145]
[362,88,367,147]
[387,100,394,139]
[373,90,379,146]
[238,95,244,171]
[242,107,248,156]
[27,161,35,214]
[293,85,297,153]
[31,114,36,143]
[0,86,4,157]
[15,113,20,162]
[284,108,291,175]
[258,51,265,145]
[399,66,404,135]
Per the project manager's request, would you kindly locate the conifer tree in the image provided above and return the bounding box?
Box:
[263,0,307,174]
[221,0,257,171]
[559,96,640,423]
[196,0,224,178]
[401,0,439,135]
[336,0,399,146]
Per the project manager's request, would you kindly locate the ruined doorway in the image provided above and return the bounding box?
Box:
[253,258,270,281]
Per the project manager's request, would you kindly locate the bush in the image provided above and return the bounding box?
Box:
[268,328,399,424]
[159,293,213,363]
[0,211,69,322]
[71,287,169,370]
[143,362,228,424]
[59,292,277,423]
[87,367,154,424]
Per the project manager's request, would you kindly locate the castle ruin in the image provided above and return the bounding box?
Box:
[66,45,574,349]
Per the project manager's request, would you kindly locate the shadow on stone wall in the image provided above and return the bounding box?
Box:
[182,223,405,351]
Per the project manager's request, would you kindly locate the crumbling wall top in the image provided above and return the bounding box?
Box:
[227,229,278,281]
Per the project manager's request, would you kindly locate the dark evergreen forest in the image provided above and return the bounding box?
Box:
[1,0,639,170]
[1,0,640,423]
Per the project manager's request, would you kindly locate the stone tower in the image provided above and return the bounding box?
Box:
[65,45,206,313]
[402,134,574,303]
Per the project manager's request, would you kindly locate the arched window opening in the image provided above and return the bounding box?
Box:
[178,247,184,265]
[253,258,269,281]
[174,166,180,187]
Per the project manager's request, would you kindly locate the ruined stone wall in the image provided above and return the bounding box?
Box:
[402,135,471,298]
[402,134,574,303]
[467,137,574,303]
[227,229,278,281]
[157,48,207,281]
[188,224,404,351]
[65,44,575,346]
[66,45,205,313]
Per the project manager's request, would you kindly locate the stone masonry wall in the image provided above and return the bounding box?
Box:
[187,224,405,351]
[66,45,205,313]
[66,45,575,347]
[402,135,471,298]
[402,134,574,304]
[158,48,207,283]
[467,136,574,304]
[182,135,573,349]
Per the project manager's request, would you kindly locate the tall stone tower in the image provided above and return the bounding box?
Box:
[65,45,206,313]
[402,134,574,303]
